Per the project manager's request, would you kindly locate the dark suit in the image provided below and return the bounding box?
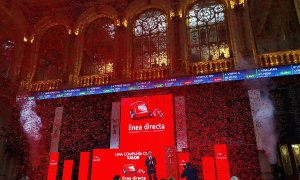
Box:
[145,156,157,180]
[181,165,198,180]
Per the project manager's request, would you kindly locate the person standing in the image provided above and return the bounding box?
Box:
[113,175,120,180]
[145,150,158,180]
[181,162,198,180]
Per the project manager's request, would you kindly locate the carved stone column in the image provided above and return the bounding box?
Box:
[294,0,300,24]
[124,18,132,82]
[115,18,128,82]
[180,5,190,75]
[65,33,77,88]
[9,37,25,89]
[19,39,34,92]
[69,30,84,86]
[170,14,184,76]
[227,2,257,69]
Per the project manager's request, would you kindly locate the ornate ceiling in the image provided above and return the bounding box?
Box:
[14,0,136,24]
[18,0,135,12]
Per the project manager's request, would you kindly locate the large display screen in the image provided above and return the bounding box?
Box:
[120,94,175,178]
[120,94,175,149]
[91,149,149,180]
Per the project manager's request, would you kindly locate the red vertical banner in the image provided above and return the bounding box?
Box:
[62,160,73,180]
[47,152,59,180]
[214,144,230,180]
[120,94,175,178]
[202,157,217,180]
[78,152,90,180]
[178,152,190,178]
[91,149,102,180]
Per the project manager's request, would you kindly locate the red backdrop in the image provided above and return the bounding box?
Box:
[24,81,260,179]
[120,94,175,178]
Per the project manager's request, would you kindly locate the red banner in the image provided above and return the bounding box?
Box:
[202,157,217,180]
[214,144,230,180]
[91,149,149,179]
[62,160,73,180]
[120,94,175,148]
[78,152,90,180]
[91,149,103,180]
[178,152,190,179]
[47,152,59,180]
[120,94,175,178]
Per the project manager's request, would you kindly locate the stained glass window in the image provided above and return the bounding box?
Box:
[81,18,115,76]
[188,1,230,62]
[133,9,168,69]
[0,39,14,78]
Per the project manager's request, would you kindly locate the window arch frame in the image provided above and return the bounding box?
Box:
[35,25,69,81]
[81,16,116,77]
[186,0,232,63]
[132,8,170,70]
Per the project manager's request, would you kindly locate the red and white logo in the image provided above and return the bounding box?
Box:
[130,101,163,120]
[216,153,227,160]
[93,156,101,162]
[50,159,57,165]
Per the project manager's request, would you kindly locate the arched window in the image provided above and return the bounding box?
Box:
[133,9,168,69]
[188,0,230,62]
[0,39,14,78]
[81,17,115,76]
[36,26,68,81]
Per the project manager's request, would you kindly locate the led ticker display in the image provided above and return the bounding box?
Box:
[292,64,300,75]
[18,64,300,101]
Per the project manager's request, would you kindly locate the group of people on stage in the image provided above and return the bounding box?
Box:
[145,150,198,180]
[114,150,198,180]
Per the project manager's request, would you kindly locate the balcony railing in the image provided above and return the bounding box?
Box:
[189,58,234,75]
[75,74,113,87]
[258,50,300,67]
[21,79,63,92]
[132,66,170,81]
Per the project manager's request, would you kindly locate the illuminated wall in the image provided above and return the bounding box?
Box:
[24,81,260,179]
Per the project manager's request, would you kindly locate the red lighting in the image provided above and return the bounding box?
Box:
[202,156,216,180]
[78,152,90,180]
[62,160,73,180]
[214,144,230,180]
[47,152,59,180]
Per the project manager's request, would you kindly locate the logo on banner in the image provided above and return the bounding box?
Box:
[128,100,166,133]
[50,159,58,165]
[216,153,227,160]
[123,164,145,174]
[130,101,164,120]
[93,156,101,162]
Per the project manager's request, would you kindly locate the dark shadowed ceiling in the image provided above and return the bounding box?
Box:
[15,0,136,24]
